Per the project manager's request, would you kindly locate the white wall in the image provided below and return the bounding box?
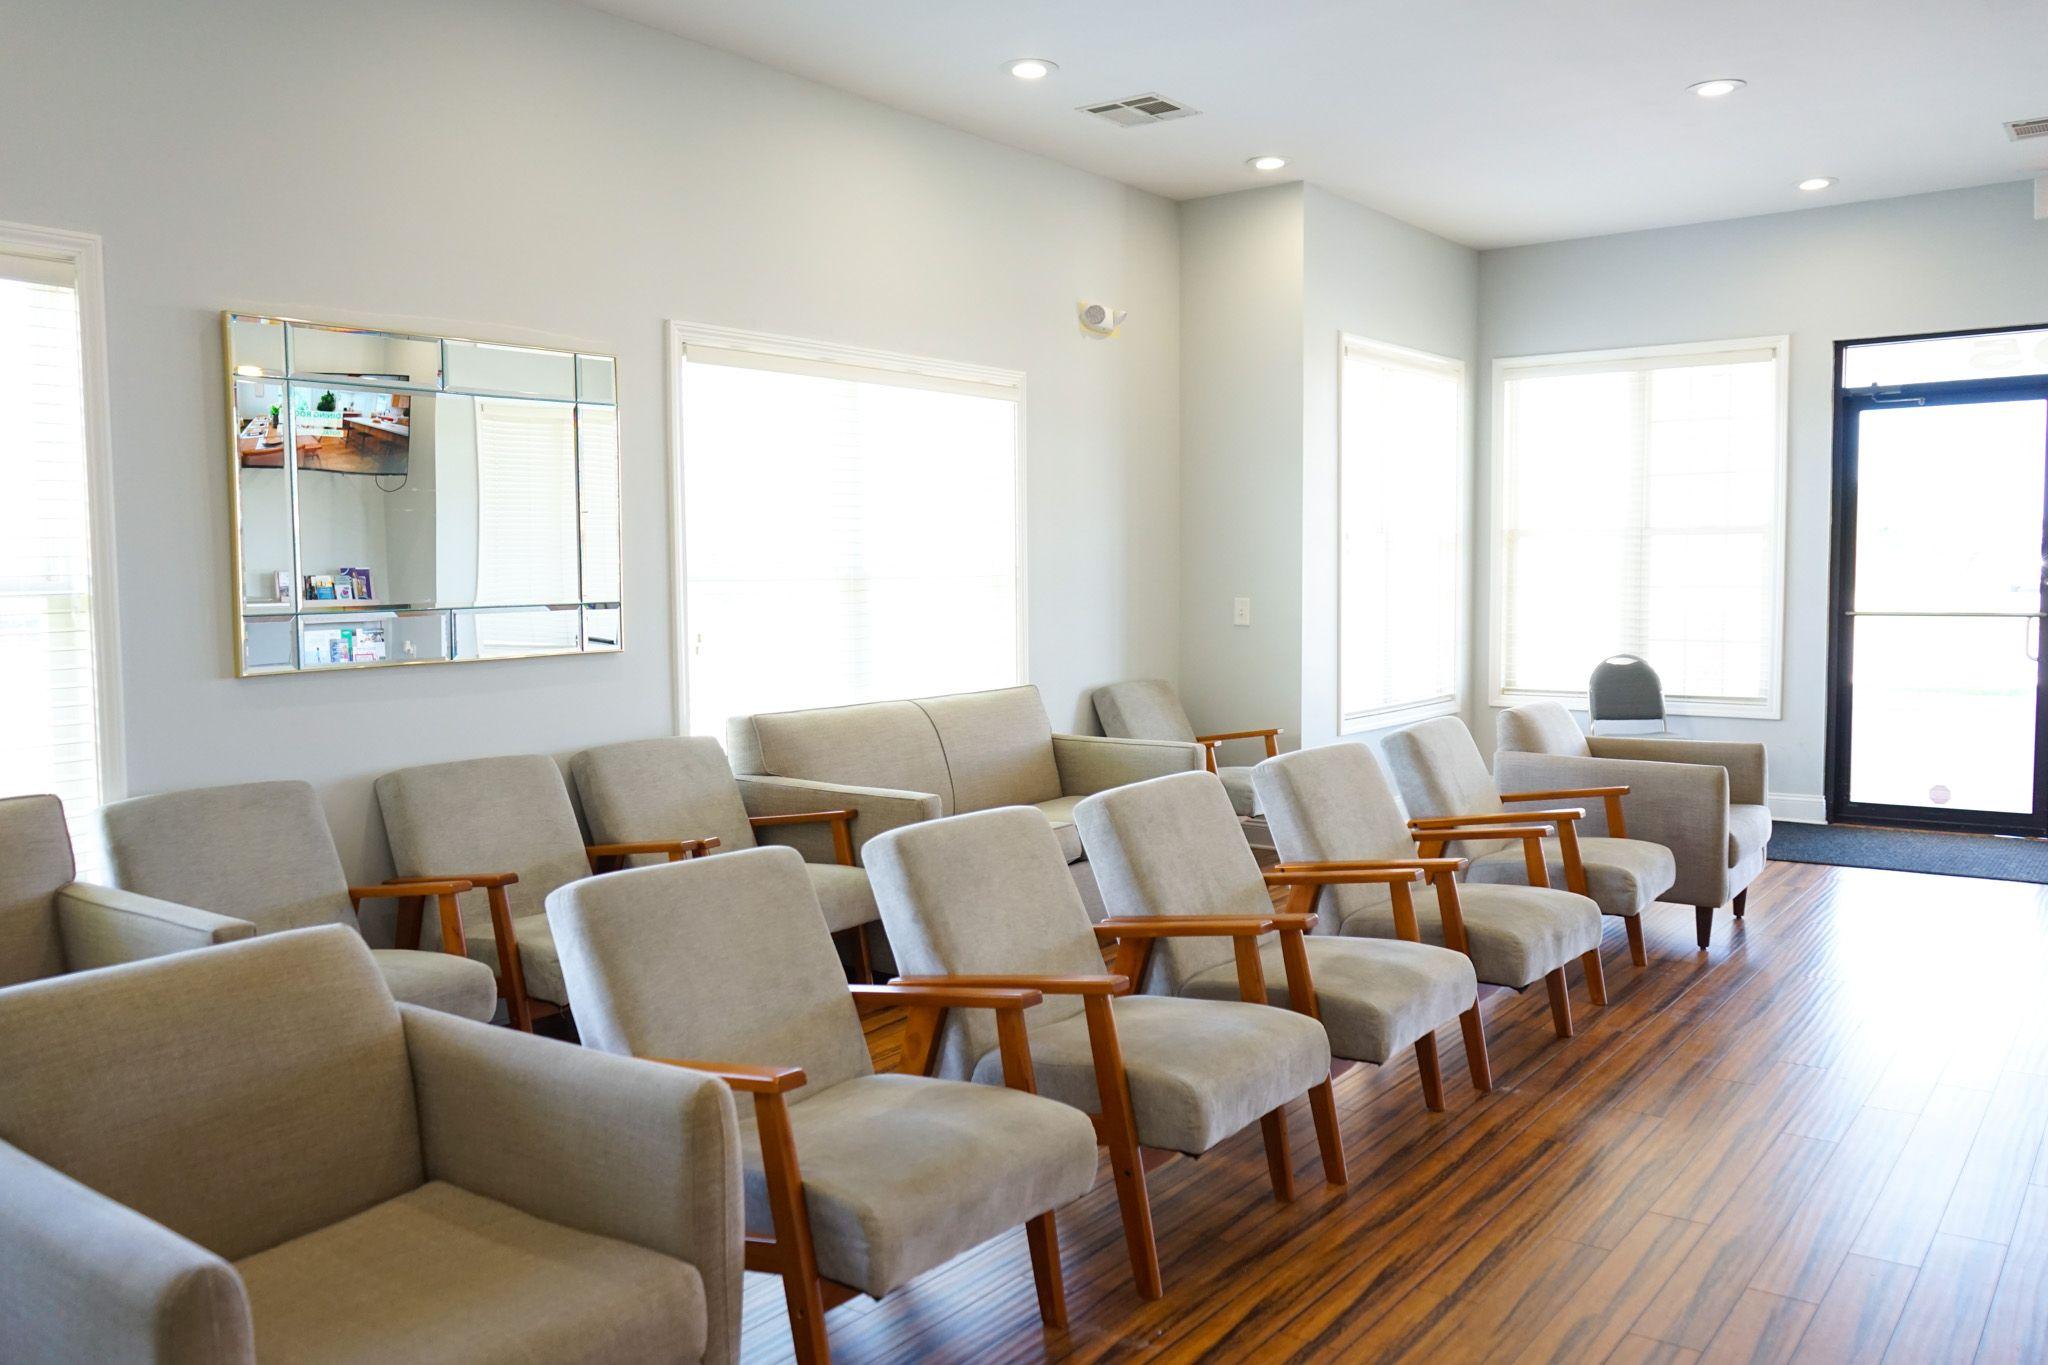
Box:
[1476,180,2048,812]
[1,0,1181,881]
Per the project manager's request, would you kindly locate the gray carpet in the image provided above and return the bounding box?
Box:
[1769,821,2048,884]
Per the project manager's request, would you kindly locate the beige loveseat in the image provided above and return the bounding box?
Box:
[725,684,1203,918]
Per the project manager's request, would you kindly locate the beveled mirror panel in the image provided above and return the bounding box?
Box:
[225,313,621,675]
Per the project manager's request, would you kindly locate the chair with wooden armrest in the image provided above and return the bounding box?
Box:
[570,736,881,982]
[1073,770,1487,1111]
[375,754,715,1032]
[95,780,498,1020]
[1382,715,1677,966]
[864,805,1338,1301]
[1091,678,1279,818]
[1254,742,1607,1042]
[546,847,1097,1365]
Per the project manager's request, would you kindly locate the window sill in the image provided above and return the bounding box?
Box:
[1341,696,1461,736]
[1489,689,1782,723]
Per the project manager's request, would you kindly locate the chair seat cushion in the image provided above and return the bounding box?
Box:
[805,862,879,934]
[368,949,498,1022]
[1337,881,1602,990]
[1467,835,1676,918]
[237,1180,705,1364]
[737,1073,1097,1299]
[1217,766,1258,817]
[1031,797,1086,863]
[1179,936,1475,1064]
[1728,804,1772,869]
[467,915,567,1008]
[970,993,1331,1155]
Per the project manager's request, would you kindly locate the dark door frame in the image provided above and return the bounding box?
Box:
[1825,325,2048,834]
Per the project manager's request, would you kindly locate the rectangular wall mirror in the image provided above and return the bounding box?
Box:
[225,313,621,675]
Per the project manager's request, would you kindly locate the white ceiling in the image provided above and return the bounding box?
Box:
[582,0,2048,249]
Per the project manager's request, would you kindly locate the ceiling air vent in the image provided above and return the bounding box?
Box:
[1082,93,1200,128]
[2006,116,2048,141]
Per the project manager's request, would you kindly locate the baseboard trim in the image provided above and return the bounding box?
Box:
[1769,792,1827,825]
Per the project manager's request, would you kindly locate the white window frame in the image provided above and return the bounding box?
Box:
[1487,335,1791,720]
[0,220,125,806]
[664,321,1028,733]
[1336,333,1469,734]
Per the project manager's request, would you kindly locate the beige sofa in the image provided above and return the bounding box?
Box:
[725,684,1204,918]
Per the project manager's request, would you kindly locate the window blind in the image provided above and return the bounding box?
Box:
[1495,343,1784,711]
[678,343,1021,738]
[1340,340,1465,726]
[472,397,579,655]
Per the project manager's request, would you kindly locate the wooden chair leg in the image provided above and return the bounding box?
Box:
[1545,967,1574,1039]
[1259,1106,1296,1203]
[1025,1211,1067,1330]
[1695,905,1716,951]
[1459,1004,1493,1092]
[1624,914,1647,967]
[1733,888,1748,918]
[1414,1032,1446,1112]
[753,1093,830,1365]
[1307,1080,1347,1185]
[483,885,535,1033]
[1083,995,1162,1299]
[1581,947,1608,1007]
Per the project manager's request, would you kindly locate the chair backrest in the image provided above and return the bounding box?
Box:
[0,926,421,1261]
[1255,743,1421,931]
[99,781,355,935]
[376,755,590,927]
[0,794,72,987]
[571,736,757,855]
[865,807,1104,1078]
[1091,679,1198,744]
[547,847,872,1098]
[1380,717,1509,860]
[1588,655,1665,726]
[1494,701,1591,758]
[1072,772,1269,993]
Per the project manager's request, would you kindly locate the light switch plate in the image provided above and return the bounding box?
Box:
[1233,596,1252,627]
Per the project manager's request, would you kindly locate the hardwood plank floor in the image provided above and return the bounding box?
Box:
[739,860,2048,1363]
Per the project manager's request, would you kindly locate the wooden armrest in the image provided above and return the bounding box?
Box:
[889,973,1129,997]
[1093,915,1292,939]
[748,809,856,828]
[849,983,1042,1010]
[1265,866,1422,887]
[1410,825,1554,843]
[1501,786,1629,802]
[1272,857,1467,875]
[649,1057,807,1095]
[385,870,517,889]
[1410,809,1581,828]
[586,838,716,862]
[1195,727,1282,745]
[350,879,473,900]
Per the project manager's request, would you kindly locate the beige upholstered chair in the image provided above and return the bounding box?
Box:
[377,754,716,1030]
[97,780,497,1021]
[1383,716,1677,971]
[548,847,1097,1365]
[1255,742,1608,1040]
[570,736,882,979]
[0,793,253,987]
[726,684,1204,918]
[865,806,1342,1300]
[1075,770,1487,1110]
[0,926,743,1365]
[1494,700,1769,950]
[1090,678,1280,818]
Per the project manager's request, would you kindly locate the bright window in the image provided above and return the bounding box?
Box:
[0,231,118,861]
[1339,337,1465,729]
[674,329,1023,737]
[1492,337,1788,717]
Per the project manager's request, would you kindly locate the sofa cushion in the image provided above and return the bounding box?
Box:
[1217,766,1258,817]
[1467,835,1676,918]
[0,793,71,987]
[1091,679,1198,743]
[237,1181,706,1364]
[1335,881,1603,990]
[1496,701,1593,758]
[1179,936,1476,1065]
[368,949,498,1022]
[1032,796,1086,863]
[468,915,570,1010]
[1729,804,1772,869]
[737,1073,1097,1299]
[806,862,880,933]
[728,700,954,813]
[914,686,1063,812]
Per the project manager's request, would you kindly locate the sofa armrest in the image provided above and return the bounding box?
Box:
[1052,733,1205,797]
[1495,750,1728,905]
[0,1141,253,1364]
[735,775,941,863]
[402,1006,744,1364]
[54,882,256,973]
[1589,736,1769,806]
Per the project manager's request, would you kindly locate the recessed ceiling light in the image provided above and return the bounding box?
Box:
[1006,58,1056,81]
[1688,78,1747,99]
[1247,155,1288,172]
[1798,176,1837,192]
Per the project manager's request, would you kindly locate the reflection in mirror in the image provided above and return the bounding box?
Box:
[472,398,579,605]
[578,404,620,602]
[234,379,294,608]
[577,354,616,403]
[583,606,621,651]
[454,606,582,660]
[444,339,576,400]
[228,315,287,376]
[241,616,295,671]
[298,610,449,668]
[289,323,441,387]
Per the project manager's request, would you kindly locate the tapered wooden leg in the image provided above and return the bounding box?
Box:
[1696,905,1715,950]
[1414,1032,1446,1112]
[1025,1211,1067,1330]
[395,895,425,951]
[1733,889,1748,918]
[852,925,873,985]
[1260,1107,1296,1203]
[1581,947,1608,1006]
[1083,995,1162,1299]
[484,886,535,1033]
[1545,967,1574,1038]
[1624,914,1647,967]
[1459,1005,1493,1092]
[753,1094,830,1365]
[1307,1080,1347,1185]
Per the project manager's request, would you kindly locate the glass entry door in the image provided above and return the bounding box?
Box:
[1831,375,2048,832]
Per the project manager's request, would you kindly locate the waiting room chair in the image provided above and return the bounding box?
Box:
[0,925,743,1364]
[1091,678,1280,818]
[1494,700,1769,950]
[1075,770,1486,1110]
[1255,741,1609,1040]
[570,736,883,980]
[377,754,715,1030]
[1384,716,1677,971]
[865,806,1341,1300]
[548,846,1097,1364]
[98,780,497,1021]
[1588,655,1668,734]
